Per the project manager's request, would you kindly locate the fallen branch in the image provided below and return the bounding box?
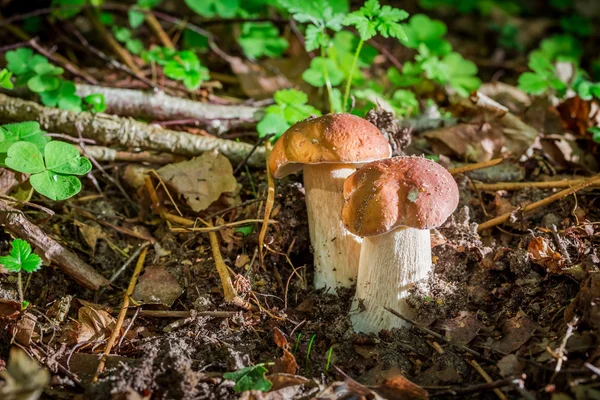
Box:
[473,178,599,191]
[79,145,184,164]
[0,94,266,167]
[75,84,260,128]
[477,174,600,231]
[0,200,109,290]
[449,158,504,175]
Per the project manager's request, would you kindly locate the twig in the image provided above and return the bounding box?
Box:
[466,359,508,400]
[430,375,527,397]
[169,219,274,233]
[108,243,151,285]
[473,178,600,191]
[233,134,273,175]
[478,174,600,231]
[258,141,275,267]
[93,246,149,382]
[29,39,98,85]
[117,306,140,349]
[85,8,141,74]
[145,13,175,49]
[0,199,108,290]
[368,39,403,71]
[74,208,157,242]
[449,158,504,175]
[552,317,578,380]
[0,94,266,167]
[79,145,183,164]
[204,197,266,220]
[385,307,490,360]
[123,309,237,318]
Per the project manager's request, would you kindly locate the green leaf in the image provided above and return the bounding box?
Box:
[5,142,46,174]
[51,0,86,19]
[164,61,187,80]
[402,14,451,55]
[223,364,272,393]
[31,62,63,76]
[45,141,92,175]
[443,52,480,96]
[257,112,290,137]
[0,239,42,274]
[342,0,408,41]
[30,171,83,201]
[113,26,132,42]
[6,48,34,75]
[238,22,289,59]
[391,89,418,116]
[84,94,107,113]
[185,0,240,18]
[589,127,600,143]
[142,46,177,65]
[235,225,254,236]
[560,15,592,37]
[126,39,144,55]
[517,72,549,95]
[274,88,307,105]
[183,29,209,50]
[98,12,115,25]
[0,69,14,90]
[258,89,321,139]
[27,75,60,93]
[302,57,344,87]
[58,94,83,112]
[538,34,582,63]
[129,9,146,28]
[0,121,50,153]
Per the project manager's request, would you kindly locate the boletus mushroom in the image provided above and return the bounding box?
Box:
[342,156,459,333]
[269,114,391,292]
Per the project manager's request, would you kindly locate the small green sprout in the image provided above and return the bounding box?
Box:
[306,333,317,366]
[0,69,14,90]
[0,239,42,308]
[325,346,334,373]
[257,89,321,139]
[112,26,144,55]
[589,127,600,144]
[223,363,273,393]
[163,51,210,90]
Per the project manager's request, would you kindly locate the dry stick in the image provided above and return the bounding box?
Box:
[0,94,266,167]
[78,145,184,164]
[474,179,600,191]
[123,309,237,318]
[85,8,141,74]
[145,13,175,49]
[478,174,600,231]
[467,359,509,400]
[93,246,148,382]
[430,375,527,398]
[385,307,490,361]
[170,219,274,233]
[207,220,238,303]
[258,141,275,267]
[75,84,260,124]
[448,158,504,175]
[0,200,108,290]
[233,134,273,175]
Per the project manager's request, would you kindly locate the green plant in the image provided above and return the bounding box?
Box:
[536,34,582,63]
[0,239,42,308]
[560,15,592,37]
[112,26,144,55]
[143,47,209,90]
[325,346,333,373]
[223,363,273,392]
[517,53,567,96]
[238,22,289,59]
[341,0,408,109]
[306,333,317,365]
[4,48,105,112]
[0,122,92,200]
[185,0,240,18]
[589,127,600,143]
[402,14,450,56]
[257,89,321,138]
[0,69,14,90]
[129,0,161,28]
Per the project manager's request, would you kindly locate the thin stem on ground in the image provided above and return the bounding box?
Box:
[342,39,363,112]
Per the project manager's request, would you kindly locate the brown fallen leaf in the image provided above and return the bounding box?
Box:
[157,150,237,212]
[63,305,117,346]
[371,375,429,400]
[491,312,537,354]
[557,96,592,136]
[131,266,183,307]
[0,347,49,400]
[13,313,37,347]
[528,236,564,273]
[272,328,298,375]
[75,221,107,253]
[438,311,485,345]
[0,299,21,320]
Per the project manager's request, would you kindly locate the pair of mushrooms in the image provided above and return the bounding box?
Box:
[269,114,459,333]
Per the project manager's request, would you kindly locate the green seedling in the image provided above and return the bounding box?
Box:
[185,0,239,18]
[223,363,273,392]
[257,89,321,139]
[325,346,333,373]
[342,0,408,110]
[0,69,14,90]
[0,239,42,308]
[302,57,345,88]
[536,34,582,63]
[306,333,317,366]
[84,93,108,113]
[238,22,289,59]
[293,333,301,354]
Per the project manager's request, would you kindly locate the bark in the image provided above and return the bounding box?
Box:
[303,164,362,292]
[0,200,109,290]
[351,227,431,333]
[0,94,266,167]
[75,84,261,133]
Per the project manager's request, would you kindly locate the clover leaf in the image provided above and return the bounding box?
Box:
[402,14,451,55]
[0,122,50,154]
[302,57,345,87]
[342,0,408,41]
[84,94,107,113]
[164,51,209,90]
[6,48,34,76]
[6,141,92,200]
[223,364,272,393]
[257,89,321,139]
[517,52,567,96]
[0,69,14,90]
[0,239,42,274]
[27,61,64,93]
[442,52,481,96]
[238,22,289,59]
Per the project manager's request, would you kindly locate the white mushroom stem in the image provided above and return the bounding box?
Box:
[303,163,362,292]
[351,227,431,333]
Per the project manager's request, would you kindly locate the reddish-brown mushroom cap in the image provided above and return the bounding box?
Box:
[268,114,392,179]
[342,156,459,236]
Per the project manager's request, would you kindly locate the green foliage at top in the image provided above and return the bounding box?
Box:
[238,23,289,59]
[0,122,92,201]
[342,0,408,41]
[257,89,321,138]
[4,48,104,113]
[0,69,13,90]
[402,14,451,56]
[0,239,42,274]
[279,0,345,52]
[560,15,592,37]
[589,127,600,144]
[185,0,240,18]
[51,0,86,19]
[223,364,272,393]
[142,47,209,90]
[517,53,567,96]
[536,34,582,63]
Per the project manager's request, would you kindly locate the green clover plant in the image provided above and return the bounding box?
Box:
[184,0,240,18]
[257,89,321,139]
[0,69,14,90]
[518,52,567,96]
[0,239,42,308]
[238,22,289,59]
[142,47,209,90]
[223,364,273,393]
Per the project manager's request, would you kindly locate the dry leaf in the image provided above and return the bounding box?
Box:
[157,150,237,212]
[14,313,37,347]
[0,347,49,400]
[557,96,592,136]
[64,305,117,345]
[371,375,429,400]
[565,273,600,329]
[528,236,563,273]
[439,311,485,345]
[75,222,107,252]
[132,266,183,307]
[0,299,21,320]
[272,328,298,375]
[491,313,536,354]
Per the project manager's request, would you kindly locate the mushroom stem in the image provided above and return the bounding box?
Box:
[303,163,362,291]
[351,227,431,333]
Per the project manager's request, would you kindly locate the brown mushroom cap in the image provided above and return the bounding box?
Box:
[342,156,459,236]
[268,114,391,179]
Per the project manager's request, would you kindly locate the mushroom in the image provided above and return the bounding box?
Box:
[269,114,391,292]
[341,156,459,333]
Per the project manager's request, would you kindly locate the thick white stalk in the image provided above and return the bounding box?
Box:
[303,164,362,292]
[351,227,431,333]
